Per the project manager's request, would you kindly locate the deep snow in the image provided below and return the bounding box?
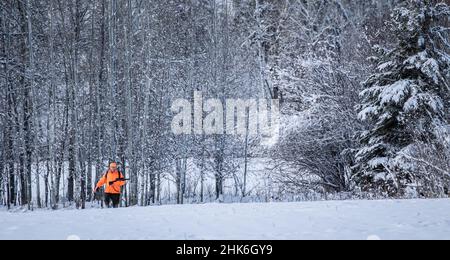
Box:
[0,199,449,240]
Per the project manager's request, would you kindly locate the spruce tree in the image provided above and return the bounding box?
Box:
[355,1,450,196]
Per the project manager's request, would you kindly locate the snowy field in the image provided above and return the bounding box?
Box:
[0,199,449,240]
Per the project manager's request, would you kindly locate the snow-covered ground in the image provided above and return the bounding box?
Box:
[0,199,449,240]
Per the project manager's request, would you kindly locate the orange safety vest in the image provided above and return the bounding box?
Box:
[95,170,126,194]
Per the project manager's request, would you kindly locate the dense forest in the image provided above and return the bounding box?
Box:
[1,0,449,210]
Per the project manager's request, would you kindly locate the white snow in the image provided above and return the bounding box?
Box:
[367,157,389,169]
[404,93,444,114]
[380,80,412,106]
[421,58,441,84]
[0,199,449,240]
[404,95,420,112]
[358,105,378,121]
[377,61,393,71]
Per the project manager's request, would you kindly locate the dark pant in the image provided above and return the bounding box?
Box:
[105,193,121,208]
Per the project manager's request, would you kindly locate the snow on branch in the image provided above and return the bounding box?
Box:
[398,153,450,179]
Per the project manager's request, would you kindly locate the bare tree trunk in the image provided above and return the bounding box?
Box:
[17,0,32,206]
[1,1,15,207]
[176,160,181,204]
[140,163,146,206]
[86,0,97,202]
[150,171,156,204]
[95,0,108,190]
[175,158,187,204]
[200,155,205,203]
[79,148,86,209]
[242,109,250,198]
[46,0,55,209]
[36,159,41,208]
[45,161,50,208]
[157,171,161,204]
[211,0,224,202]
[109,0,118,160]
[25,0,35,210]
[123,0,138,207]
[141,74,150,206]
[182,160,186,205]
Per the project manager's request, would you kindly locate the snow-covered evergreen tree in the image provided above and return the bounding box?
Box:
[355,0,450,196]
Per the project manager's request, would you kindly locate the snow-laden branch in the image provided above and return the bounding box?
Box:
[398,153,450,178]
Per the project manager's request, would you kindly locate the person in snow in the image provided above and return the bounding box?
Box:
[94,162,126,208]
